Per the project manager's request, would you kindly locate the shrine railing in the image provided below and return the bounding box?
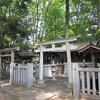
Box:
[10,63,33,88]
[73,63,100,100]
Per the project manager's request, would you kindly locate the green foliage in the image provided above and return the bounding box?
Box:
[43,0,66,41]
[0,0,31,51]
[95,29,100,42]
[0,0,100,51]
[69,0,100,41]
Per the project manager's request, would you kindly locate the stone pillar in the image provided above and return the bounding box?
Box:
[38,45,44,84]
[66,41,72,84]
[11,51,14,63]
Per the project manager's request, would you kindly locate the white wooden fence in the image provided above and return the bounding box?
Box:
[10,63,33,88]
[73,63,100,100]
[34,62,93,78]
[64,62,93,77]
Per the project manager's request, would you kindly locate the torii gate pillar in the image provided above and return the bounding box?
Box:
[38,45,44,84]
[11,51,14,63]
[66,41,72,83]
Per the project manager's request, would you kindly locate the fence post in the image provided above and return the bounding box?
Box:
[18,64,21,84]
[9,63,15,84]
[73,63,80,99]
[27,63,33,88]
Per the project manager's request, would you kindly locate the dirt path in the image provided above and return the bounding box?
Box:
[0,78,96,100]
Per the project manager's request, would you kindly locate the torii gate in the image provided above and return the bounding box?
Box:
[34,36,78,84]
[0,47,20,78]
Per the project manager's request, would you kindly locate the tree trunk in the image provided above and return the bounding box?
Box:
[96,0,100,46]
[66,0,69,38]
[96,0,100,28]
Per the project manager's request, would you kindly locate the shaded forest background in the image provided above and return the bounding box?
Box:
[0,0,100,51]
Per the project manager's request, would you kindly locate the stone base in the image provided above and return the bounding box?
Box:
[67,83,72,89]
[33,78,36,82]
[38,80,45,85]
[67,83,73,95]
[51,77,57,81]
[33,80,46,87]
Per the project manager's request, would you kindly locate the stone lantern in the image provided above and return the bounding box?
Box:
[51,60,56,80]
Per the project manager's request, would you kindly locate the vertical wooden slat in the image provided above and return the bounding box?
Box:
[15,68,17,83]
[25,68,27,85]
[20,68,22,85]
[23,68,25,86]
[26,68,28,86]
[12,67,13,83]
[16,68,17,84]
[19,67,21,84]
[23,68,24,85]
[15,68,16,83]
[98,72,100,96]
[20,68,21,84]
[87,72,90,94]
[12,68,14,83]
[22,68,23,85]
[26,68,27,84]
[25,68,27,87]
[81,71,85,94]
[16,67,18,84]
[24,68,26,85]
[22,68,23,84]
[14,68,15,83]
[18,66,20,84]
[15,68,17,84]
[20,68,22,84]
[17,67,19,83]
[22,68,24,85]
[92,72,96,95]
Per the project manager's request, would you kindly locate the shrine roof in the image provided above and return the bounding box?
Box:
[78,43,100,53]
